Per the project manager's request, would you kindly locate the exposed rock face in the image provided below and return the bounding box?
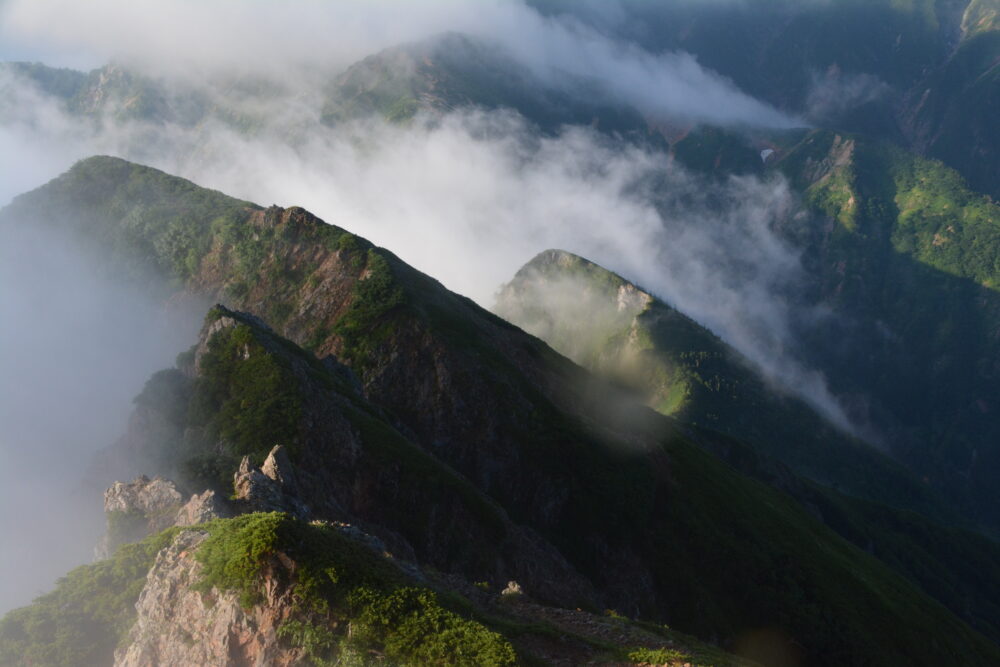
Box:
[175,489,228,527]
[114,531,305,667]
[98,477,230,557]
[96,476,184,558]
[104,476,184,517]
[233,447,310,518]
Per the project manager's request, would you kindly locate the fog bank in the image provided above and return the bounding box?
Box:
[0,225,202,612]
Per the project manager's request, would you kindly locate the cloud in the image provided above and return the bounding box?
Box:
[0,69,850,433]
[806,67,891,123]
[0,0,799,129]
[0,223,204,613]
[0,69,97,204]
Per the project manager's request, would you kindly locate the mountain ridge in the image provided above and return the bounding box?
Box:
[3,156,1000,665]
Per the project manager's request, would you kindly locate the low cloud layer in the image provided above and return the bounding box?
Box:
[0,68,851,433]
[0,0,798,129]
[0,225,202,613]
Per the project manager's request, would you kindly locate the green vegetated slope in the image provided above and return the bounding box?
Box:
[776,130,1000,532]
[3,157,1000,665]
[493,247,1000,644]
[1,303,752,665]
[0,515,518,667]
[0,530,180,667]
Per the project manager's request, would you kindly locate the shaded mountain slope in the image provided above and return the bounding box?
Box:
[3,157,1000,665]
[773,130,1000,531]
[533,0,963,118]
[4,307,742,666]
[594,121,1000,536]
[0,508,748,667]
[532,0,999,196]
[494,248,1000,643]
[901,28,1000,198]
[493,249,950,519]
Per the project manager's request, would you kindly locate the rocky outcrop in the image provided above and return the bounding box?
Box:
[175,489,228,527]
[110,517,695,667]
[232,446,309,518]
[97,476,231,558]
[96,476,183,558]
[114,531,305,667]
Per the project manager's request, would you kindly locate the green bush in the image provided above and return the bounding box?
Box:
[189,322,303,463]
[351,587,517,666]
[192,513,516,666]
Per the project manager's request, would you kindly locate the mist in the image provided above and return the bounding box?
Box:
[0,0,798,129]
[0,80,853,429]
[0,224,203,613]
[806,68,891,124]
[0,0,857,611]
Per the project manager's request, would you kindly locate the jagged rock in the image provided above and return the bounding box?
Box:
[175,489,228,527]
[114,531,306,667]
[260,445,298,492]
[233,447,309,517]
[95,476,183,559]
[104,475,183,516]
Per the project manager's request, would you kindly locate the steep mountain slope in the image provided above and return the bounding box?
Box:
[533,0,963,115]
[574,118,1000,537]
[494,249,951,518]
[2,157,1000,665]
[771,130,1000,531]
[5,309,746,666]
[494,248,1000,643]
[901,27,1000,198]
[533,0,1000,196]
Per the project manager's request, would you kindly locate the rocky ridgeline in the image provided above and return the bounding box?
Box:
[96,476,184,559]
[113,530,306,667]
[95,450,409,666]
[94,445,703,667]
[96,444,309,556]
